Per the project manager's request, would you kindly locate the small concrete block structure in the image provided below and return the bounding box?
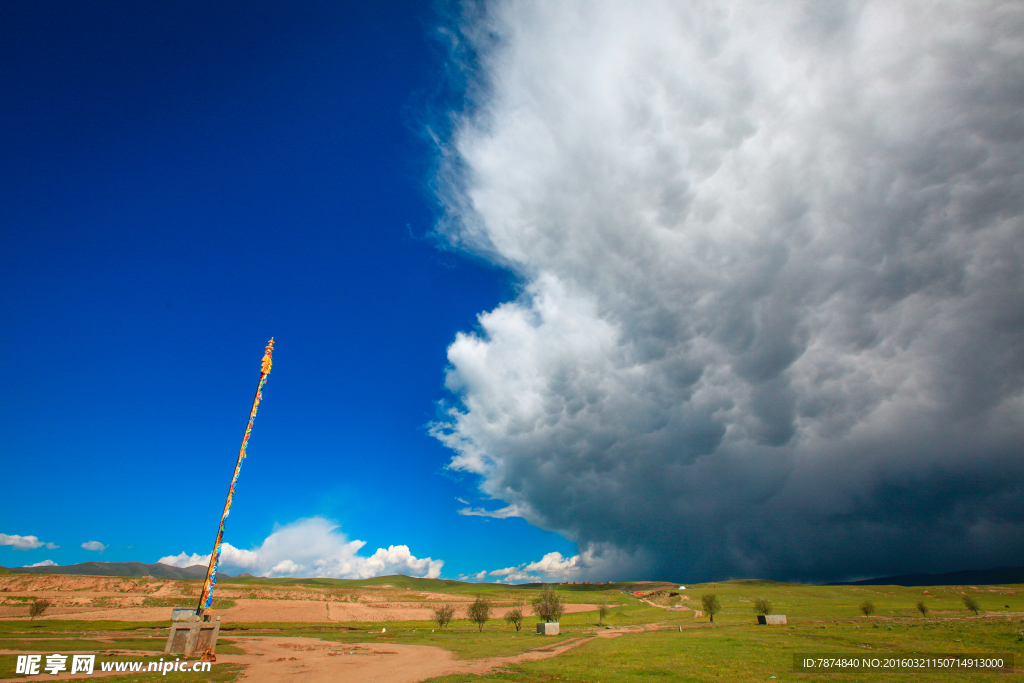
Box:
[757,614,787,625]
[165,612,221,656]
[536,622,560,635]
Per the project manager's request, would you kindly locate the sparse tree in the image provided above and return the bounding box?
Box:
[598,601,610,626]
[916,601,928,617]
[859,600,875,617]
[433,603,456,630]
[505,602,524,632]
[468,596,492,632]
[962,595,981,615]
[700,594,721,623]
[29,599,50,621]
[532,585,566,623]
[753,596,772,615]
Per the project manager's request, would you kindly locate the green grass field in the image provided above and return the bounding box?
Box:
[410,580,1023,682]
[419,620,1021,683]
[1,579,1020,681]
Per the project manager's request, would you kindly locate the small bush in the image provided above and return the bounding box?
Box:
[532,585,565,623]
[962,595,981,615]
[29,599,51,620]
[859,600,875,616]
[701,594,722,623]
[433,603,456,630]
[468,596,492,632]
[753,596,772,615]
[916,601,928,617]
[598,601,610,626]
[505,603,524,632]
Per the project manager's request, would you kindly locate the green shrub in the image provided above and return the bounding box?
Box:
[752,596,772,615]
[701,594,721,623]
[962,595,981,615]
[433,603,455,629]
[468,596,492,632]
[29,599,51,620]
[532,585,565,623]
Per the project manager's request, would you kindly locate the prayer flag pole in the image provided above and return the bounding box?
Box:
[196,338,274,615]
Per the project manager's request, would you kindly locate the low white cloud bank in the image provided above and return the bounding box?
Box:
[159,517,443,579]
[29,560,56,567]
[81,541,106,552]
[466,547,648,584]
[432,0,1024,582]
[0,534,58,550]
[482,552,581,583]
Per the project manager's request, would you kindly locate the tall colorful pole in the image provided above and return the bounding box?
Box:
[196,338,274,615]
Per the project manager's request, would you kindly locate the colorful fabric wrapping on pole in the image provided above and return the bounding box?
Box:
[196,339,273,614]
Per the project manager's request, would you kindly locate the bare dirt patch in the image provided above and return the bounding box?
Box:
[1,576,603,623]
[0,575,162,594]
[219,630,641,683]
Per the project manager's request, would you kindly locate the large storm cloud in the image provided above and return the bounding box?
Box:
[431,0,1024,582]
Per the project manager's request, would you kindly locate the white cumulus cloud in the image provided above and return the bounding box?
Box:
[523,552,580,576]
[158,517,443,579]
[469,547,644,584]
[0,534,58,550]
[81,541,106,552]
[431,0,1024,582]
[29,560,56,567]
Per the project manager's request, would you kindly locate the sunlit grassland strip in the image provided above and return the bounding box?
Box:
[418,620,1023,683]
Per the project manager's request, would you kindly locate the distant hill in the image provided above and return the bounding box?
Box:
[3,561,226,580]
[24,561,1015,588]
[828,566,1024,587]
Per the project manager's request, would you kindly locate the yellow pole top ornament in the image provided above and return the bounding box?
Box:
[261,338,274,375]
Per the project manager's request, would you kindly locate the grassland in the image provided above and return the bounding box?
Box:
[412,580,1024,682]
[420,620,1021,683]
[1,578,1021,681]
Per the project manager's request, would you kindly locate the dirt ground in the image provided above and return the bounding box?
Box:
[0,629,657,683]
[0,574,601,623]
[221,630,645,683]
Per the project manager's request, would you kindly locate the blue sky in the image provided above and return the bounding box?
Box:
[3,1,1022,584]
[0,0,576,582]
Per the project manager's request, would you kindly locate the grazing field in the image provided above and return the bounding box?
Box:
[420,620,1022,683]
[0,574,1021,681]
